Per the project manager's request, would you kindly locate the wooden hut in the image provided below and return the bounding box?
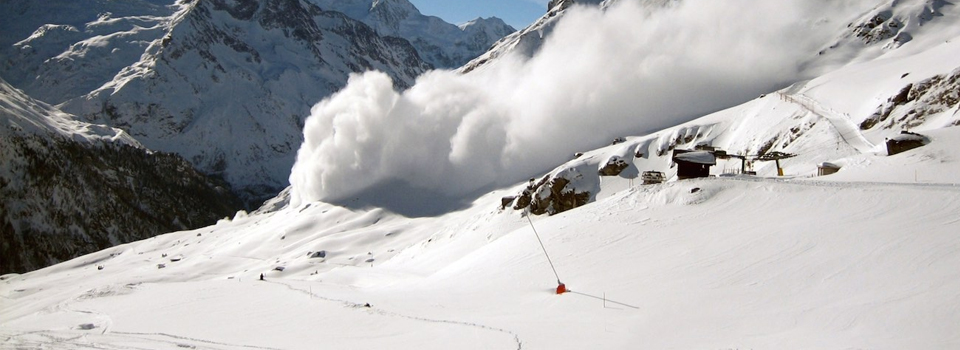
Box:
[817,162,842,176]
[886,131,927,156]
[672,149,716,180]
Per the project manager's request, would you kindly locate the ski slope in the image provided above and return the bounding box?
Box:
[2,126,960,349]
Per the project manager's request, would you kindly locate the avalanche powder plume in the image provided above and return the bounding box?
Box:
[289,0,875,207]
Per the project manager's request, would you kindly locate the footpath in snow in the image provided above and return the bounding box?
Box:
[778,92,878,153]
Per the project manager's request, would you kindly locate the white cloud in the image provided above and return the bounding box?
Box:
[289,0,875,208]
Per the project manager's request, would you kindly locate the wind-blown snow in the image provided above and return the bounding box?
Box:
[289,0,877,206]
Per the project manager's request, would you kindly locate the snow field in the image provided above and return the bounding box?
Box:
[4,166,959,349]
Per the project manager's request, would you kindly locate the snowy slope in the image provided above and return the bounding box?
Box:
[0,78,140,147]
[498,34,960,213]
[1,78,242,273]
[2,129,958,348]
[308,0,516,69]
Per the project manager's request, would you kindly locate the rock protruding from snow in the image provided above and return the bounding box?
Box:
[861,68,960,131]
[821,0,954,57]
[598,156,629,176]
[512,164,597,216]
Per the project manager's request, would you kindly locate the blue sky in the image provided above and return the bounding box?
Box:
[408,0,548,29]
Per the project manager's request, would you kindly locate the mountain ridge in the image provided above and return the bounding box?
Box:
[308,0,516,69]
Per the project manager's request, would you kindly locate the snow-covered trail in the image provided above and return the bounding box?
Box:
[778,92,878,153]
[0,279,522,350]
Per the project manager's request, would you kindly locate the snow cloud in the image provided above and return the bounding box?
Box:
[290,0,873,207]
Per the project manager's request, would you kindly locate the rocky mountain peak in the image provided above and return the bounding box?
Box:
[370,0,419,19]
[459,16,513,33]
[548,0,605,12]
[308,0,515,68]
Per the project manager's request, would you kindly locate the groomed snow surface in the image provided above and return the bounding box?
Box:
[2,127,959,349]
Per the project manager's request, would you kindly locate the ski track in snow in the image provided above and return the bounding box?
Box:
[1,279,524,350]
[778,92,878,153]
[0,328,285,350]
[704,173,960,190]
[267,280,524,350]
[0,298,284,350]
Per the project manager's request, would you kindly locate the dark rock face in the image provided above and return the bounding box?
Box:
[548,0,578,11]
[860,68,960,130]
[500,196,517,210]
[843,0,951,50]
[599,157,629,176]
[1,135,243,274]
[512,173,590,216]
[853,12,904,45]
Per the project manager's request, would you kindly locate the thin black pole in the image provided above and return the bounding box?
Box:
[526,213,562,285]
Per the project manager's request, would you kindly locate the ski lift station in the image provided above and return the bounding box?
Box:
[672,149,717,180]
[668,145,796,180]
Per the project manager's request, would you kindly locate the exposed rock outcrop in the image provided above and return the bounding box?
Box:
[598,156,629,176]
[860,68,960,130]
[511,167,592,216]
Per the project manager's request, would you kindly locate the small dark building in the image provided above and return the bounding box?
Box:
[817,162,842,176]
[673,149,716,180]
[886,131,928,156]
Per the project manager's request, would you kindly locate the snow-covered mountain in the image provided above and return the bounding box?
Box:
[1,78,242,274]
[2,0,960,348]
[460,0,609,73]
[0,0,435,201]
[3,34,959,345]
[308,0,516,69]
